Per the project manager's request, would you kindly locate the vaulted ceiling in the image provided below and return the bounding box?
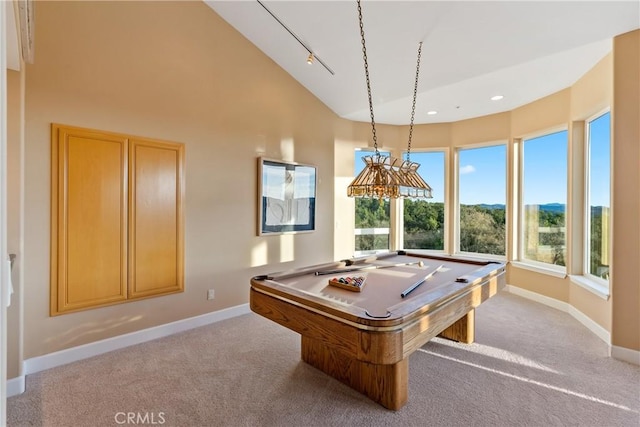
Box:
[207,1,640,124]
[5,1,639,125]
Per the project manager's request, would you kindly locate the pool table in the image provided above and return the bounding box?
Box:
[250,250,506,410]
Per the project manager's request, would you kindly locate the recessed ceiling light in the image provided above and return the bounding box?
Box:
[427,110,438,115]
[491,95,504,101]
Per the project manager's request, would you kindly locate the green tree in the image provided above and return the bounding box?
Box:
[403,201,444,250]
[541,211,565,266]
[589,208,608,278]
[459,205,505,255]
[354,200,508,256]
[355,198,389,228]
[355,198,390,251]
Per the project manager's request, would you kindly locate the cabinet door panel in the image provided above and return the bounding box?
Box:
[52,125,184,315]
[52,126,128,314]
[129,140,184,297]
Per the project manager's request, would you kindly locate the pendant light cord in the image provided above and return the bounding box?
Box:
[357,0,379,158]
[407,42,422,162]
[358,0,423,162]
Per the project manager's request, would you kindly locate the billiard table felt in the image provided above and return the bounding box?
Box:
[251,252,505,327]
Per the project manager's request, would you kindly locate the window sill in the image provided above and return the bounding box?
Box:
[569,275,610,300]
[456,251,507,262]
[405,249,447,256]
[510,261,567,279]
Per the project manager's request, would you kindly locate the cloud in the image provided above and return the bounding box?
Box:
[459,165,476,174]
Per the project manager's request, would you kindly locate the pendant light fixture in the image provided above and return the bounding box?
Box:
[347,0,433,200]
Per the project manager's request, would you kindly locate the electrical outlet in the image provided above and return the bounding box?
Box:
[207,289,215,300]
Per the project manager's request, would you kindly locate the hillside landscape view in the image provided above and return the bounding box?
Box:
[355,199,609,277]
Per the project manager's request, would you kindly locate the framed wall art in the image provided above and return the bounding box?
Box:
[258,157,317,235]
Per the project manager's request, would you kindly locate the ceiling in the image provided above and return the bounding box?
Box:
[4,1,638,124]
[207,1,639,125]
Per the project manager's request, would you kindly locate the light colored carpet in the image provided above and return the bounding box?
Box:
[7,292,640,426]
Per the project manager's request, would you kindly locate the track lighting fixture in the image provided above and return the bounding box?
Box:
[257,0,335,75]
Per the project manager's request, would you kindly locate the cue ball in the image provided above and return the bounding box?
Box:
[418,261,424,267]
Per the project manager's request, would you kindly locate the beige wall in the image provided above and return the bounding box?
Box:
[9,2,638,375]
[612,30,640,352]
[511,89,571,137]
[450,112,511,147]
[7,69,22,378]
[21,0,343,359]
[567,54,614,333]
[572,53,612,119]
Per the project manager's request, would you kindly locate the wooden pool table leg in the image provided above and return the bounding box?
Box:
[438,309,475,344]
[300,336,408,410]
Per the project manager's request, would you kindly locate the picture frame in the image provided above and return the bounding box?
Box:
[258,157,317,236]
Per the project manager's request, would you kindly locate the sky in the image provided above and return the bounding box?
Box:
[354,111,611,207]
[522,130,567,206]
[588,112,611,208]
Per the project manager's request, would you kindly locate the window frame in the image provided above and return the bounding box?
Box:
[353,148,392,256]
[517,126,569,274]
[398,148,449,254]
[582,109,612,289]
[454,141,508,260]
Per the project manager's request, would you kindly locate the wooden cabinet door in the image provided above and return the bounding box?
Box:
[51,125,128,315]
[52,125,185,315]
[128,139,184,298]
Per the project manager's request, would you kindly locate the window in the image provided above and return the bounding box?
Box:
[457,145,506,256]
[586,112,611,281]
[354,149,390,255]
[521,130,568,267]
[402,151,445,251]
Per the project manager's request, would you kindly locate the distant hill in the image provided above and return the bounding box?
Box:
[537,203,565,213]
[475,203,566,213]
[477,204,506,210]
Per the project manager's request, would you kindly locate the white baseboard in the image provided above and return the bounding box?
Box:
[567,305,611,345]
[611,345,640,366]
[505,285,611,345]
[505,284,570,312]
[6,375,25,397]
[21,303,250,379]
[507,286,639,365]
